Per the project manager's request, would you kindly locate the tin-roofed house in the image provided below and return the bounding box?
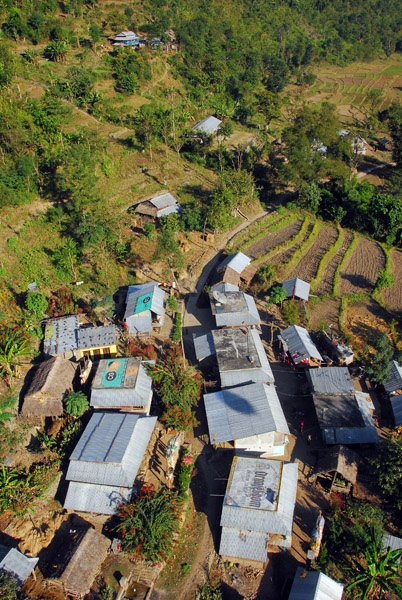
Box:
[0,545,38,588]
[193,116,222,135]
[311,445,359,494]
[43,316,117,361]
[203,382,289,456]
[124,283,165,336]
[212,252,257,289]
[288,567,344,600]
[209,290,261,329]
[90,357,153,414]
[64,412,157,514]
[282,277,310,301]
[307,368,379,445]
[46,528,110,599]
[219,457,298,565]
[21,357,76,418]
[278,325,323,367]
[384,360,402,396]
[134,192,182,223]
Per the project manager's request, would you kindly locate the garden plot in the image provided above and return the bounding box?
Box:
[382,249,402,312]
[246,218,303,260]
[338,238,385,296]
[315,231,354,295]
[287,226,338,282]
[271,222,314,267]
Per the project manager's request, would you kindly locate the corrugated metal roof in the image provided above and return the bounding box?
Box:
[64,482,132,515]
[193,333,215,361]
[210,283,239,293]
[288,567,344,600]
[126,313,152,335]
[90,361,153,409]
[383,534,402,552]
[218,252,252,275]
[0,546,38,587]
[390,394,402,426]
[125,284,165,320]
[384,360,402,394]
[43,315,79,355]
[282,278,310,301]
[77,325,117,350]
[210,291,261,327]
[150,192,179,209]
[204,382,288,445]
[67,413,156,486]
[280,325,323,363]
[219,528,269,563]
[193,116,222,134]
[220,459,298,542]
[324,392,378,445]
[307,367,354,395]
[156,204,182,218]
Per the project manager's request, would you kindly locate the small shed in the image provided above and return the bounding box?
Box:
[135,192,182,220]
[390,394,402,426]
[0,545,38,587]
[282,277,310,301]
[312,445,359,494]
[90,357,153,414]
[288,567,344,600]
[193,116,222,135]
[124,283,165,336]
[76,325,117,360]
[213,252,257,288]
[384,360,402,395]
[209,290,261,329]
[318,331,354,366]
[219,457,298,565]
[278,325,323,367]
[47,528,110,599]
[21,357,76,417]
[203,382,289,456]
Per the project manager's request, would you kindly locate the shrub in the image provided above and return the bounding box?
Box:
[281,299,300,325]
[167,295,178,312]
[172,312,182,343]
[177,449,194,494]
[65,391,89,417]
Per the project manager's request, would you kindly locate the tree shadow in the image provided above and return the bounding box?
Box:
[339,272,373,290]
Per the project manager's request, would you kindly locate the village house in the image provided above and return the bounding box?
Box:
[192,115,222,135]
[124,282,166,336]
[282,277,310,301]
[306,367,379,445]
[21,356,76,418]
[219,456,298,565]
[194,328,274,387]
[90,357,153,414]
[211,252,257,289]
[109,31,139,47]
[209,289,261,329]
[203,382,289,456]
[0,545,38,588]
[134,192,182,222]
[384,361,402,426]
[318,330,354,366]
[311,445,359,495]
[288,567,344,600]
[64,412,157,514]
[278,325,323,367]
[43,316,117,361]
[46,528,110,599]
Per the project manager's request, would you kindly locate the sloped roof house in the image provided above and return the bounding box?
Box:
[0,545,38,588]
[124,283,165,335]
[384,360,402,395]
[203,382,289,456]
[193,116,222,135]
[64,412,156,514]
[90,357,153,414]
[278,325,323,366]
[288,567,344,600]
[219,457,298,564]
[43,316,117,360]
[282,277,310,301]
[212,252,257,288]
[21,356,76,417]
[209,290,261,329]
[135,192,182,219]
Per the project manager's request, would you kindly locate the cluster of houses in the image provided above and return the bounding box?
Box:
[4,251,402,598]
[108,29,177,51]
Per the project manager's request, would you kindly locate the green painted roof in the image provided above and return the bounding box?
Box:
[134,292,154,314]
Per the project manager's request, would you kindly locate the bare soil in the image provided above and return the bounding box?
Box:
[246,218,303,260]
[315,230,354,295]
[287,226,338,282]
[273,222,314,268]
[307,297,341,331]
[338,238,385,295]
[345,300,393,350]
[382,248,402,312]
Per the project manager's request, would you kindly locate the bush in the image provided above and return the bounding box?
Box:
[172,312,182,343]
[281,299,300,325]
[166,295,178,312]
[177,448,194,494]
[65,391,89,417]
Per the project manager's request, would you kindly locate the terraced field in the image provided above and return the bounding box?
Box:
[315,231,354,295]
[383,249,402,312]
[338,238,385,295]
[246,218,304,260]
[286,226,339,282]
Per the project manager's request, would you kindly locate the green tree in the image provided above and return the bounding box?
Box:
[25,291,48,319]
[269,285,288,306]
[65,391,89,417]
[361,332,393,384]
[0,326,33,387]
[115,484,184,562]
[0,46,15,88]
[44,40,68,62]
[281,299,300,325]
[375,269,395,293]
[0,571,18,600]
[143,223,155,240]
[371,433,402,509]
[256,265,274,291]
[347,539,402,599]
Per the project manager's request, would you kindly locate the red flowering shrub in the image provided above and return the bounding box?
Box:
[115,484,184,562]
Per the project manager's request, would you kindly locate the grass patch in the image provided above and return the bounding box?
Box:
[310,227,344,292]
[252,216,310,268]
[333,233,358,296]
[373,243,394,304]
